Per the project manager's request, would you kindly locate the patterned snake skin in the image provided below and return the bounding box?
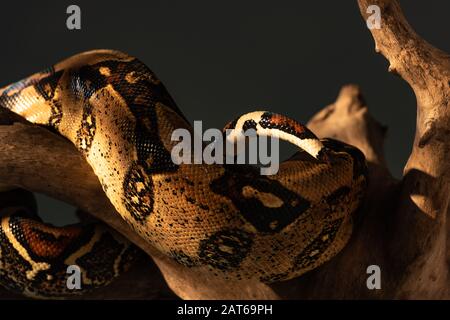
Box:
[0,50,367,298]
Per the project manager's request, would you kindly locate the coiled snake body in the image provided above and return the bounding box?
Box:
[0,50,367,298]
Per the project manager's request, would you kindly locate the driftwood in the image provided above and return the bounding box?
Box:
[0,0,448,299]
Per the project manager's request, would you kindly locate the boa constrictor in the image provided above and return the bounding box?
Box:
[0,50,367,298]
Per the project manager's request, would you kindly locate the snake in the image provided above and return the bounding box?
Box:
[0,50,368,298]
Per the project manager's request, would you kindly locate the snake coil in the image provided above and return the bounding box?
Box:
[0,50,367,298]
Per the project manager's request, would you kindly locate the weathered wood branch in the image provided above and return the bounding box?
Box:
[358,0,449,298]
[0,0,448,299]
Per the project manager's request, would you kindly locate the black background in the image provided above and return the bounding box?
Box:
[0,0,449,224]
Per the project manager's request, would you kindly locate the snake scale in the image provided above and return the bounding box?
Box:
[0,50,367,298]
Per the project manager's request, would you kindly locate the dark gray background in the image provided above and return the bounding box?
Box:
[0,1,449,225]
